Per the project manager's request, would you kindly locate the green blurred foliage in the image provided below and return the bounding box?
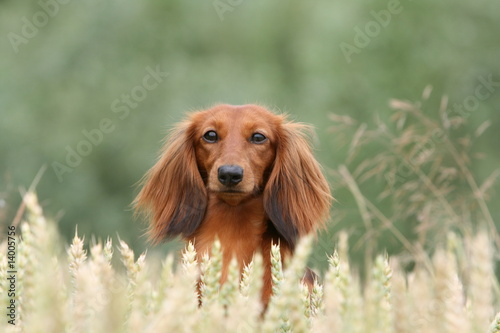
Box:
[1,0,499,268]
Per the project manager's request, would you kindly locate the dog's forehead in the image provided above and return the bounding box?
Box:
[198,104,279,130]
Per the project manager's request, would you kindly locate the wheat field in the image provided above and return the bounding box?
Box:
[0,191,498,333]
[2,93,499,332]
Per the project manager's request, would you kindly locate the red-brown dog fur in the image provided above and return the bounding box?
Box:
[135,104,331,305]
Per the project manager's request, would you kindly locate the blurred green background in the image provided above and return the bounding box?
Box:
[1,0,499,268]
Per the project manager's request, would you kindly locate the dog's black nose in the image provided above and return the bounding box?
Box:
[218,165,244,186]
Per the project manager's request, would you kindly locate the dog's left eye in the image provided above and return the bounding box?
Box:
[250,133,267,144]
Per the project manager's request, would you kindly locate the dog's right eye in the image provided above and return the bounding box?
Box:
[203,130,218,143]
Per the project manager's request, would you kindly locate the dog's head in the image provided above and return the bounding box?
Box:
[135,104,331,247]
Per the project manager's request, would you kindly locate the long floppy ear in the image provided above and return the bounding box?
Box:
[134,120,207,243]
[264,121,332,249]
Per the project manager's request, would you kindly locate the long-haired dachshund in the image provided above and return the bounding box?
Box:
[135,104,331,304]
